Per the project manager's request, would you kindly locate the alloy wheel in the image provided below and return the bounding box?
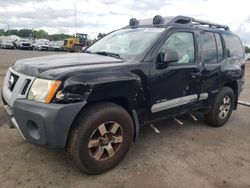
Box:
[218,96,231,119]
[88,121,123,161]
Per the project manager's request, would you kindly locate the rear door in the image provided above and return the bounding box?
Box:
[199,31,225,102]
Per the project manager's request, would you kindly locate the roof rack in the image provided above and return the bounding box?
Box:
[128,15,230,31]
[169,16,230,31]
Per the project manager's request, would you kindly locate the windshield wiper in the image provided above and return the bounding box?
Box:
[94,51,121,59]
[84,50,92,54]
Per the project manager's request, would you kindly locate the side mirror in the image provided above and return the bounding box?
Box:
[164,51,179,63]
[157,51,179,69]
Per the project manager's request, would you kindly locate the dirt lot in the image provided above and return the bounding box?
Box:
[0,49,250,188]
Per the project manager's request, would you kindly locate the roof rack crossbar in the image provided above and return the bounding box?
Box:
[168,16,230,31]
[192,18,230,31]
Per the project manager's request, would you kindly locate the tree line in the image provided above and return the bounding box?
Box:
[0,29,73,41]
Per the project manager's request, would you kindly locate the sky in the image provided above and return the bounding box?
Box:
[0,0,250,43]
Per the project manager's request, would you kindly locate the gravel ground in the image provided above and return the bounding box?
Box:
[0,49,250,188]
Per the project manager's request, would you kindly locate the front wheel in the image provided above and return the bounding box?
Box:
[73,45,82,52]
[204,87,235,127]
[67,102,134,174]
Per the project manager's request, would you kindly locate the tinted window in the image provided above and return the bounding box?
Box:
[201,32,217,64]
[159,32,195,64]
[223,34,244,58]
[214,33,223,61]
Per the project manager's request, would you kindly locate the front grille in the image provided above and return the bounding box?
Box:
[21,79,31,95]
[8,73,19,91]
[22,43,31,47]
[3,68,36,107]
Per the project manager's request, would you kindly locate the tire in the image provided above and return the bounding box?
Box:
[73,45,82,52]
[67,102,134,174]
[204,87,235,127]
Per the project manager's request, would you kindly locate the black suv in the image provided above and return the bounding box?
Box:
[2,15,245,174]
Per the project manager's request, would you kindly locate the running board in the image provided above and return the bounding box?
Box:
[238,100,250,107]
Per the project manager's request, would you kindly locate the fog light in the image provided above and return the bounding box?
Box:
[26,120,40,140]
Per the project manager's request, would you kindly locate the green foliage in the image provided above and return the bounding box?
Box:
[0,29,4,36]
[33,30,48,39]
[245,46,250,54]
[18,29,34,38]
[48,33,73,41]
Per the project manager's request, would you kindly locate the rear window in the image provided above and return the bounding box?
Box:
[223,34,244,58]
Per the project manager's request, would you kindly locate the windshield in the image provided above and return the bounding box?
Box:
[86,28,165,59]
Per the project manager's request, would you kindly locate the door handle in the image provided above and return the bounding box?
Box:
[191,72,202,78]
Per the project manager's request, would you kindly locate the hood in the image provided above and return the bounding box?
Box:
[13,53,125,78]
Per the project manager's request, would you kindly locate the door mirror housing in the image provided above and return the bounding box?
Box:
[157,51,179,69]
[164,51,179,63]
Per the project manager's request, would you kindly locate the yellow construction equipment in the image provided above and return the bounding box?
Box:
[64,33,88,52]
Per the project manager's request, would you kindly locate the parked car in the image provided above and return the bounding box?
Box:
[33,42,49,51]
[15,39,33,50]
[1,41,15,49]
[2,15,246,174]
[48,41,63,51]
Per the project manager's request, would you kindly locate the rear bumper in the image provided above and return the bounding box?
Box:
[3,97,86,148]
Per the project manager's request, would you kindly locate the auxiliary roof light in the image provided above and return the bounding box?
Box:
[153,15,164,25]
[129,18,139,27]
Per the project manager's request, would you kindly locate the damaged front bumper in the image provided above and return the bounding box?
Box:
[1,67,87,148]
[3,104,26,139]
[2,96,86,148]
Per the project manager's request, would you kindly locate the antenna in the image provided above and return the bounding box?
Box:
[74,0,80,59]
[74,0,77,36]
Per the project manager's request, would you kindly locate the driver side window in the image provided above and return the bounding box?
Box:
[159,32,195,64]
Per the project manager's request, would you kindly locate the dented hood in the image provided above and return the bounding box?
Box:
[13,53,125,78]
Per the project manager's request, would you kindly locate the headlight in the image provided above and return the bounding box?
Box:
[27,78,61,103]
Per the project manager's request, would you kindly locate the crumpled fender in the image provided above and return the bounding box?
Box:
[55,72,146,109]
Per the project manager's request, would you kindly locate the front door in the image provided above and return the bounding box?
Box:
[149,29,201,120]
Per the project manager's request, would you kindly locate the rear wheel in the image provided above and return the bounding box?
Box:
[204,87,235,127]
[67,102,134,174]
